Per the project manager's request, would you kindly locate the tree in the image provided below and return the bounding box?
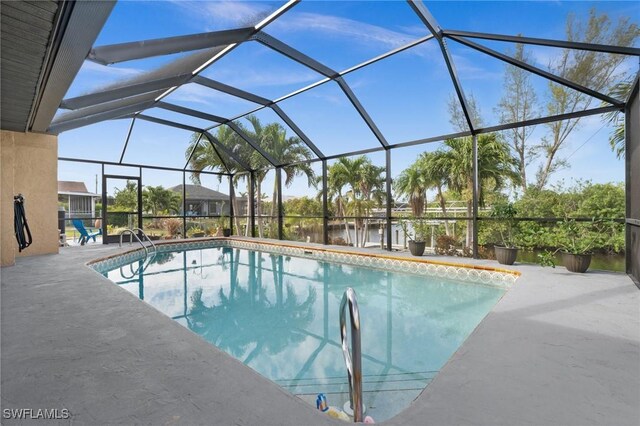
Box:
[602,79,633,159]
[325,160,351,245]
[418,152,452,235]
[535,9,638,189]
[143,185,181,216]
[429,134,520,248]
[187,125,259,236]
[356,161,385,246]
[187,117,316,238]
[495,42,540,190]
[112,180,138,211]
[328,157,366,246]
[245,116,316,238]
[394,163,428,216]
[284,197,323,217]
[326,156,385,247]
[448,92,483,132]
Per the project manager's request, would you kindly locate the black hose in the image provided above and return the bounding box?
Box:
[14,194,32,252]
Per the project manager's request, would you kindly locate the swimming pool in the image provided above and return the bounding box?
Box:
[92,240,516,421]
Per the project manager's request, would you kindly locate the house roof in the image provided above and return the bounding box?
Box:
[170,184,230,201]
[58,181,100,197]
[58,181,89,193]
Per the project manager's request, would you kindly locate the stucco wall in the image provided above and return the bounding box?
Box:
[1,130,58,267]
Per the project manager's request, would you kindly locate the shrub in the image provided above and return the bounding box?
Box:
[187,226,204,238]
[163,218,182,238]
[329,237,349,246]
[435,235,458,256]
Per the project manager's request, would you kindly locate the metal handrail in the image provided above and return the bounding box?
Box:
[119,250,156,279]
[119,229,148,257]
[118,228,157,279]
[131,227,157,253]
[340,287,363,422]
[119,228,157,253]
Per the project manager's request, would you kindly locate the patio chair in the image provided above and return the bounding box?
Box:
[72,219,102,245]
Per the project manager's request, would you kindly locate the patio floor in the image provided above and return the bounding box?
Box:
[1,238,638,425]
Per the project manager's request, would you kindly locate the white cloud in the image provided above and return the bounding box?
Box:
[208,67,319,90]
[167,83,239,105]
[450,54,502,81]
[168,0,272,30]
[270,11,430,54]
[80,60,142,77]
[529,48,555,69]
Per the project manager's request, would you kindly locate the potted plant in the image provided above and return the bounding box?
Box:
[400,218,427,256]
[490,202,519,265]
[218,215,231,237]
[187,226,205,238]
[538,218,598,273]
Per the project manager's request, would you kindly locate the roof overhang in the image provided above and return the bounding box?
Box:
[58,191,100,198]
[0,1,115,133]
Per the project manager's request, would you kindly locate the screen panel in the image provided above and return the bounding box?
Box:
[277,80,385,156]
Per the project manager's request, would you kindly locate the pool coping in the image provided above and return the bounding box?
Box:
[88,237,520,288]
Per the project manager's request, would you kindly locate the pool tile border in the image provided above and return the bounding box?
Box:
[89,237,519,287]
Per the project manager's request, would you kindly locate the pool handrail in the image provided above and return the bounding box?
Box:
[118,250,157,280]
[119,228,156,254]
[118,228,158,278]
[340,287,363,422]
[119,229,147,257]
[131,227,157,253]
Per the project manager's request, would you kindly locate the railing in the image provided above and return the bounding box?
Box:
[118,228,157,278]
[339,287,363,422]
[119,251,156,280]
[119,228,157,253]
[131,227,157,253]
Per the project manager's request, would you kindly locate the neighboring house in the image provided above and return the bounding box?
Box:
[58,181,100,218]
[169,184,246,216]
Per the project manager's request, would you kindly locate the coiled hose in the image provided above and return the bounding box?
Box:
[14,194,32,252]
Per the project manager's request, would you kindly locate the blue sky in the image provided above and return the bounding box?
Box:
[58,0,639,199]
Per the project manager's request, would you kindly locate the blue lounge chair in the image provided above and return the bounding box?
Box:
[72,219,102,245]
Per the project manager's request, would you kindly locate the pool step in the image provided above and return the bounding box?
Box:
[275,371,436,396]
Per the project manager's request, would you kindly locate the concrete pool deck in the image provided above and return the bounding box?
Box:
[1,238,638,425]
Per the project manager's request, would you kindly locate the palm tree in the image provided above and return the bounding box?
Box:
[245,116,316,237]
[187,126,252,234]
[324,168,349,244]
[357,162,385,246]
[394,163,428,217]
[326,156,384,247]
[187,117,314,238]
[603,79,632,159]
[142,185,181,216]
[429,134,520,248]
[328,157,366,246]
[418,152,452,235]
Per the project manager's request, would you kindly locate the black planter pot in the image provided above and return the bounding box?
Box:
[494,246,518,265]
[562,252,591,273]
[408,240,426,256]
[223,228,231,237]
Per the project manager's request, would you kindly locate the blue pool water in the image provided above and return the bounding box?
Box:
[101,246,506,421]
